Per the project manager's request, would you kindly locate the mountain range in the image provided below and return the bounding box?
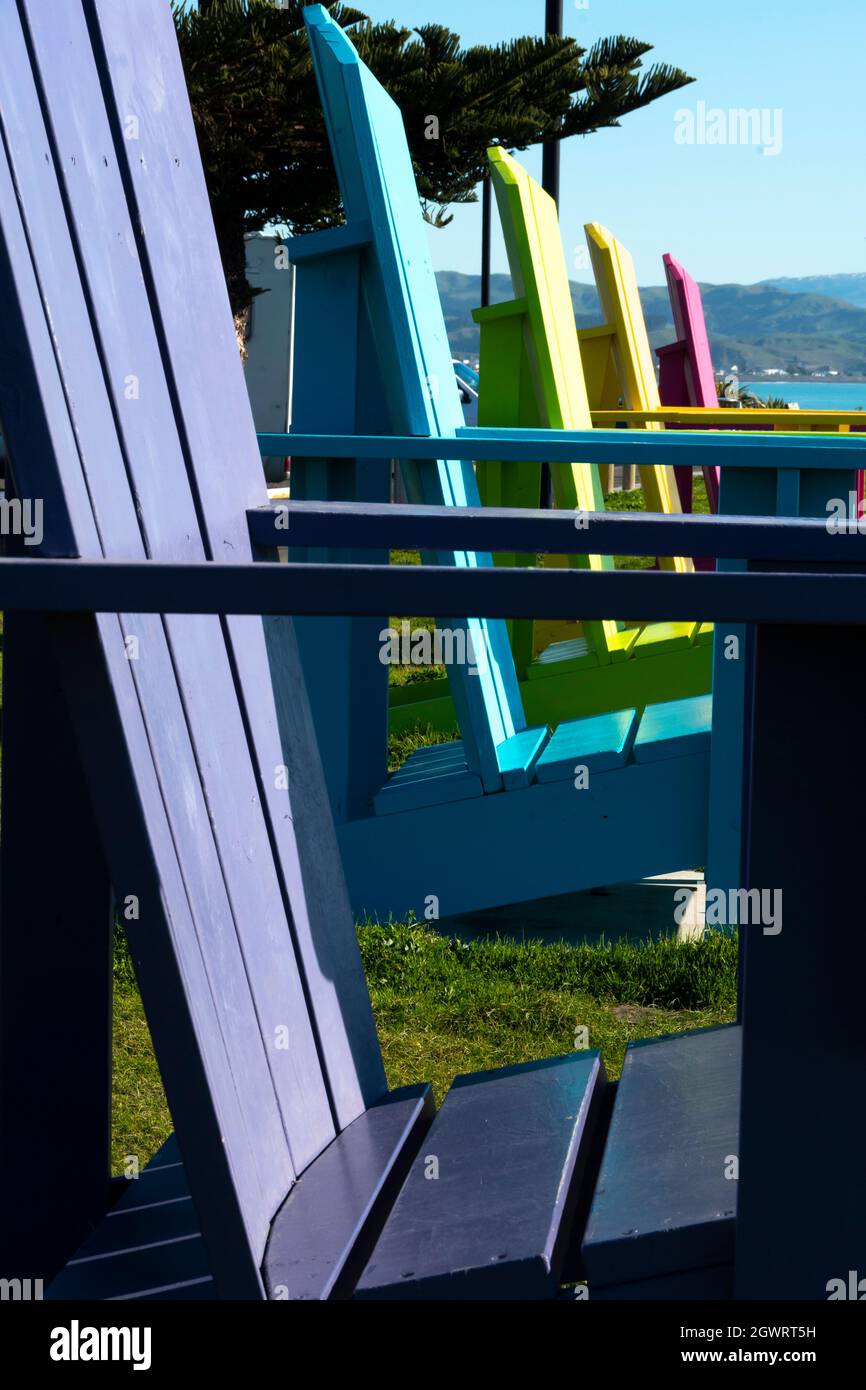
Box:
[439,271,866,378]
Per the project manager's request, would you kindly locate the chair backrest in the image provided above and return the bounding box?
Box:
[662,253,721,509]
[305,5,527,788]
[0,0,385,1295]
[584,224,691,571]
[486,148,618,658]
[663,254,718,408]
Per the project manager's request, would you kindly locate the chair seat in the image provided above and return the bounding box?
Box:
[356,1053,606,1300]
[374,741,484,815]
[582,1024,740,1297]
[377,696,711,810]
[47,1084,435,1301]
[633,694,712,763]
[535,708,639,782]
[46,1137,216,1301]
[531,619,710,677]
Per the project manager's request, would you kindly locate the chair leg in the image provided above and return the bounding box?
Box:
[0,611,114,1284]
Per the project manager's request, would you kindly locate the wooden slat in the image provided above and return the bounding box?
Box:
[497,726,550,788]
[662,254,719,509]
[87,0,387,1131]
[584,223,691,570]
[735,624,866,1297]
[632,620,700,656]
[21,0,339,1177]
[487,147,618,663]
[633,694,712,762]
[582,1025,740,1290]
[0,9,266,1290]
[46,1139,215,1302]
[356,1053,606,1300]
[535,708,639,783]
[374,743,484,815]
[263,1084,434,1300]
[49,1087,432,1304]
[0,610,113,1283]
[266,427,866,467]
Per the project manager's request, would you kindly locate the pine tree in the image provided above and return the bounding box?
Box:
[175,1,693,319]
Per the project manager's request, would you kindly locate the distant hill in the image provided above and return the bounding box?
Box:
[439,270,866,378]
[758,273,866,311]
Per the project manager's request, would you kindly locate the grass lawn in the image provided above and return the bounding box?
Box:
[111,919,737,1172]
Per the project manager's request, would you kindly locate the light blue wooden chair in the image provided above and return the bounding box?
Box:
[279,7,712,919]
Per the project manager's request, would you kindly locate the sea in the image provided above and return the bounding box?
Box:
[741,381,866,411]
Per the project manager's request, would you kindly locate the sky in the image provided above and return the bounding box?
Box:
[354,0,865,287]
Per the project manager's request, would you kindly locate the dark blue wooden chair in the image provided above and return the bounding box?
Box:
[0,0,863,1304]
[0,0,605,1302]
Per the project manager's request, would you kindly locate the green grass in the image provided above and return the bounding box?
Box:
[111,920,736,1170]
[387,722,457,772]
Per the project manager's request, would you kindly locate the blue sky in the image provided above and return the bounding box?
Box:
[355,0,865,286]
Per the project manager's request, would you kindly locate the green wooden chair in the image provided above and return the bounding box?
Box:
[470,148,711,720]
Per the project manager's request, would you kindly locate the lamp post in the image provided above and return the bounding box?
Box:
[541,0,563,206]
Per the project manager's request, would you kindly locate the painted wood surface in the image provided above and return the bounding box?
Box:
[374,742,484,815]
[535,708,639,782]
[633,694,712,763]
[0,2,260,1294]
[89,0,386,1131]
[0,0,399,1296]
[7,0,311,1281]
[0,609,113,1284]
[582,1025,740,1290]
[478,152,702,682]
[661,254,720,514]
[340,743,709,921]
[1,552,864,627]
[357,1053,606,1299]
[47,1091,433,1301]
[46,1137,216,1301]
[289,242,390,822]
[253,499,866,564]
[305,4,526,793]
[592,407,866,431]
[263,1084,434,1300]
[483,147,615,664]
[735,625,866,1298]
[266,426,866,467]
[581,224,689,567]
[705,457,857,941]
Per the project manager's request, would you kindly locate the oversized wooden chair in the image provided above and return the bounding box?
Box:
[278,5,713,921]
[0,0,609,1302]
[657,253,721,511]
[473,149,712,710]
[0,0,862,1305]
